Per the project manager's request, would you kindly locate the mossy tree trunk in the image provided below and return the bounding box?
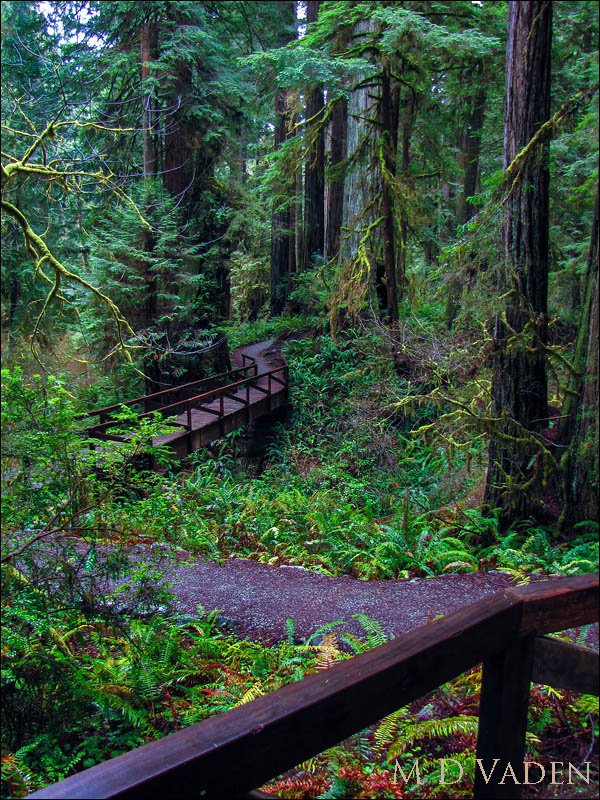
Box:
[484,0,552,528]
[325,95,347,261]
[270,1,296,315]
[560,193,599,531]
[379,62,399,322]
[301,0,325,271]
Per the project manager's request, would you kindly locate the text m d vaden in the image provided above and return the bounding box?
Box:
[393,759,592,787]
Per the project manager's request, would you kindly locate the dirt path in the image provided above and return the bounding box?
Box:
[231,338,283,372]
[156,551,519,643]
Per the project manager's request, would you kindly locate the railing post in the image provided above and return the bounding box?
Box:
[474,634,536,800]
[218,393,225,438]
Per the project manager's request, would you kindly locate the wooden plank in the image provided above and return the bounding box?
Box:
[27,592,522,799]
[532,636,599,695]
[474,635,536,800]
[511,574,598,636]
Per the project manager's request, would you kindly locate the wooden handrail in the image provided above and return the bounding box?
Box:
[26,574,598,800]
[82,359,258,420]
[87,365,287,436]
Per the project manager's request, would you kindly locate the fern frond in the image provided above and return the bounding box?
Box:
[235,681,264,707]
[387,714,478,761]
[315,633,344,671]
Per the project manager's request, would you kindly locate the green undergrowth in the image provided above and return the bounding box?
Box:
[2,329,598,799]
[214,313,322,350]
[167,331,596,580]
[2,576,596,799]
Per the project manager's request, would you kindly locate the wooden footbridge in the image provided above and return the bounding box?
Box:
[85,341,288,460]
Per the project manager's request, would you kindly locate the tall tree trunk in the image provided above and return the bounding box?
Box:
[140,20,158,337]
[559,193,599,530]
[447,71,486,328]
[270,1,296,315]
[379,64,399,322]
[325,96,347,260]
[162,61,195,201]
[336,18,382,327]
[140,21,157,178]
[270,88,292,315]
[398,93,414,303]
[484,1,552,528]
[301,0,325,271]
[456,68,486,227]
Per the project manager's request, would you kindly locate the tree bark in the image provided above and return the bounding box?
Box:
[301,0,325,271]
[325,96,347,260]
[397,92,414,303]
[379,64,399,322]
[140,19,158,337]
[560,193,599,530]
[484,0,552,528]
[270,1,296,315]
[140,21,157,178]
[337,18,382,323]
[456,67,486,227]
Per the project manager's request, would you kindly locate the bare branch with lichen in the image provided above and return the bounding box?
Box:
[1,108,151,362]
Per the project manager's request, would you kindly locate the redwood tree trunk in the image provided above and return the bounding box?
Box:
[270,88,293,315]
[140,20,158,336]
[398,93,414,303]
[484,1,552,527]
[270,1,296,314]
[456,67,486,227]
[379,64,399,322]
[325,96,347,260]
[140,21,157,178]
[560,194,599,530]
[301,0,325,271]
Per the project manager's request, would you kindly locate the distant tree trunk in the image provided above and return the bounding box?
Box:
[447,71,486,328]
[140,20,158,334]
[270,1,296,315]
[397,93,414,303]
[559,193,599,530]
[456,69,486,227]
[140,20,157,178]
[379,64,399,322]
[301,0,325,271]
[162,61,195,201]
[325,96,347,260]
[484,1,552,528]
[270,89,292,315]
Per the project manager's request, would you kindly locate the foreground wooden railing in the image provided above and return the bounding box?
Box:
[27,574,598,800]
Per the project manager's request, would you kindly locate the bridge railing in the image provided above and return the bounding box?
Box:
[27,573,598,800]
[84,355,259,425]
[87,363,289,440]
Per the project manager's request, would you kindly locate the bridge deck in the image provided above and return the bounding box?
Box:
[85,340,287,460]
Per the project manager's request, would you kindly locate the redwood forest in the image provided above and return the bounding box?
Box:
[1,1,598,798]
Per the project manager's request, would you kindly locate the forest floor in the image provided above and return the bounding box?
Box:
[148,548,515,642]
